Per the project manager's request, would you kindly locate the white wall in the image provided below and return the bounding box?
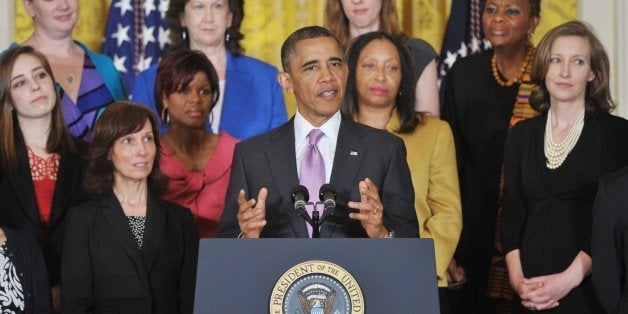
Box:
[616,0,628,118]
[0,2,14,49]
[580,0,627,118]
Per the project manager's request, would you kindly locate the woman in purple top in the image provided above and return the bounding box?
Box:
[14,0,126,141]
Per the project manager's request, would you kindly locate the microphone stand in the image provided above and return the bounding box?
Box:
[311,201,336,238]
[296,203,325,238]
[311,206,320,238]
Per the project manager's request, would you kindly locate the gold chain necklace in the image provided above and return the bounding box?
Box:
[492,47,534,87]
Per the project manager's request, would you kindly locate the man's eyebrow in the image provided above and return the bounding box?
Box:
[300,59,319,69]
[328,57,343,63]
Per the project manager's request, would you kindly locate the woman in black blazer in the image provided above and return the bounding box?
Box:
[0,45,85,312]
[62,102,199,313]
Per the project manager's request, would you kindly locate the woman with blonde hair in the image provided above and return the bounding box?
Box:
[502,20,628,312]
[11,0,126,141]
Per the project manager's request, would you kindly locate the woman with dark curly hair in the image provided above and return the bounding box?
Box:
[343,31,462,313]
[132,0,287,140]
[62,102,198,313]
[502,21,628,312]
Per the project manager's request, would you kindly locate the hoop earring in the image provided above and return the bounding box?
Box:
[161,108,171,127]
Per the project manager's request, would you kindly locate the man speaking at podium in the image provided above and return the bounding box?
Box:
[217,26,418,239]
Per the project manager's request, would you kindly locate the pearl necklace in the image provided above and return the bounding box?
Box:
[544,108,585,169]
[491,47,534,87]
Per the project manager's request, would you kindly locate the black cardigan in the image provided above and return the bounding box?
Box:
[1,227,52,313]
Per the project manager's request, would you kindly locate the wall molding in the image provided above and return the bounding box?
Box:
[580,0,626,118]
[617,0,628,118]
[0,2,14,49]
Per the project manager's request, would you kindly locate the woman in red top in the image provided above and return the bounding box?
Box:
[155,50,237,238]
[0,45,86,311]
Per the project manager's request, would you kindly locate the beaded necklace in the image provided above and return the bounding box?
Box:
[544,107,585,169]
[491,47,534,87]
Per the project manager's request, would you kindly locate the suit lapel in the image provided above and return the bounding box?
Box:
[266,120,307,237]
[7,152,40,228]
[49,146,81,231]
[330,118,366,195]
[219,53,253,136]
[141,195,166,275]
[100,194,151,290]
[323,118,366,237]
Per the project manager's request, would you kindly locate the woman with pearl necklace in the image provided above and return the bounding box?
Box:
[501,21,628,313]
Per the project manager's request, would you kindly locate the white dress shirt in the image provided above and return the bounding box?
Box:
[294,110,341,184]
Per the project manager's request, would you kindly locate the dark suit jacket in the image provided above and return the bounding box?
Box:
[592,166,628,314]
[1,227,52,313]
[61,193,199,314]
[0,140,86,286]
[217,116,418,238]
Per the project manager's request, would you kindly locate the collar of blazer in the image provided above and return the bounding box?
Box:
[99,192,168,288]
[7,142,83,236]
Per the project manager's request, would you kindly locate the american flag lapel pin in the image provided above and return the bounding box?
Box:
[350,151,358,156]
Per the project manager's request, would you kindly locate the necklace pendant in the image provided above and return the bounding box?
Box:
[67,74,75,83]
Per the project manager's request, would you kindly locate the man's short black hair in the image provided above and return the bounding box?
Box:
[280,26,343,72]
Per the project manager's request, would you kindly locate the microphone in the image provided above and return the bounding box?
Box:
[319,184,337,216]
[291,185,311,222]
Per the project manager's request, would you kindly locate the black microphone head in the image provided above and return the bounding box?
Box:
[319,183,336,202]
[291,185,310,203]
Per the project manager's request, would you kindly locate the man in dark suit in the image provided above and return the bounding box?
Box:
[592,167,628,314]
[217,26,418,238]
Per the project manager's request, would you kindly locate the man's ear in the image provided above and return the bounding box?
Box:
[278,72,293,93]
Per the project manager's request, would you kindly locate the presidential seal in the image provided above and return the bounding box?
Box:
[270,260,364,314]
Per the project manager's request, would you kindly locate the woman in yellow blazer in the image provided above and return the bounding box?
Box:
[342,31,462,313]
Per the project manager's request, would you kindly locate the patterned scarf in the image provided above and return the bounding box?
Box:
[487,52,538,309]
